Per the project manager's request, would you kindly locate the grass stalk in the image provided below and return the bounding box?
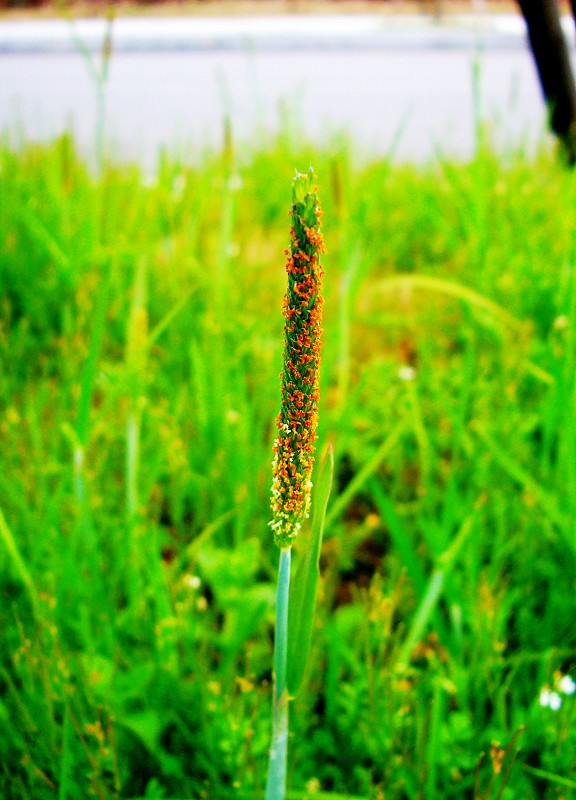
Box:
[266,546,292,800]
[266,169,325,799]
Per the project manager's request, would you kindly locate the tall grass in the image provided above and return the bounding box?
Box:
[1,130,576,799]
[265,170,329,800]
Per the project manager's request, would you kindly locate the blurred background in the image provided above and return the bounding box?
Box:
[1,0,569,166]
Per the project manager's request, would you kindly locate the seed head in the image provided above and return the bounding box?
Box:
[270,169,325,549]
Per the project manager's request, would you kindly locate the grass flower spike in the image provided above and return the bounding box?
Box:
[270,169,326,549]
[265,169,327,800]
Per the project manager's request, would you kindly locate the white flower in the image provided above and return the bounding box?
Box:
[398,365,416,382]
[549,693,562,711]
[540,687,562,710]
[184,575,201,590]
[559,675,576,696]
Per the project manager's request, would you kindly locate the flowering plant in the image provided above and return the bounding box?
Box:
[265,170,331,800]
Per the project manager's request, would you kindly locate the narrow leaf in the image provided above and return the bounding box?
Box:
[325,420,405,529]
[0,507,38,614]
[286,444,334,697]
[396,510,477,669]
[522,764,576,790]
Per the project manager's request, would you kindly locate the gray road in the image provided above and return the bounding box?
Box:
[0,15,565,166]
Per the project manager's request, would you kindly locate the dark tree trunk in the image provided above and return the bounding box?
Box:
[517,0,576,163]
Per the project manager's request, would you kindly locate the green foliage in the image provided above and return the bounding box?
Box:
[1,131,576,799]
[287,445,333,698]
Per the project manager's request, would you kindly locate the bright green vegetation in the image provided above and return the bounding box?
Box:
[1,131,576,800]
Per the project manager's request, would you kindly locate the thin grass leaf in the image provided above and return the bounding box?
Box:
[376,274,525,332]
[58,704,74,800]
[425,679,445,800]
[473,423,567,531]
[396,510,477,669]
[146,289,196,349]
[181,506,238,562]
[15,204,71,272]
[286,444,334,697]
[371,273,554,384]
[286,792,369,800]
[76,258,112,447]
[325,421,405,529]
[522,764,576,790]
[0,507,38,614]
[369,479,426,593]
[495,743,523,800]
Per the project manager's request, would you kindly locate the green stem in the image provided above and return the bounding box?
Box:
[266,546,292,800]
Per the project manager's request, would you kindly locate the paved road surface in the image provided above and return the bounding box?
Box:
[1,15,573,166]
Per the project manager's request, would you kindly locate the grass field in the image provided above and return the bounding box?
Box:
[1,127,576,800]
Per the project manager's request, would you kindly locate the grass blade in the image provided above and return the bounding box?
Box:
[522,764,576,790]
[473,423,567,531]
[287,445,334,697]
[325,422,405,530]
[375,274,524,332]
[0,507,38,614]
[396,510,476,669]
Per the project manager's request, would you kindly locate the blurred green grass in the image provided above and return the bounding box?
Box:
[1,130,576,799]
